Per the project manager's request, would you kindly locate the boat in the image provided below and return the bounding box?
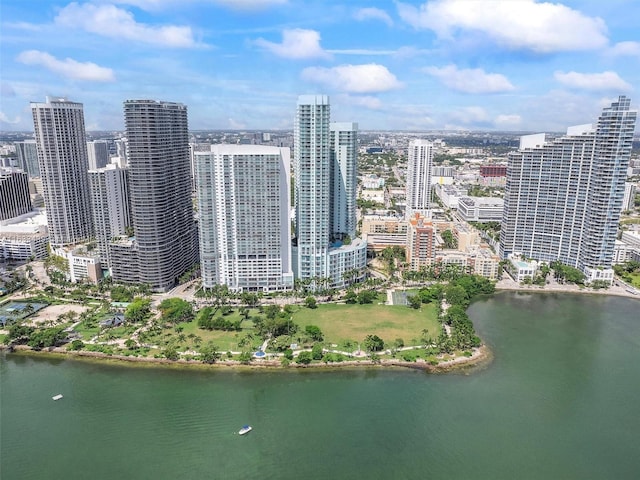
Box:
[52,394,63,401]
[238,425,252,435]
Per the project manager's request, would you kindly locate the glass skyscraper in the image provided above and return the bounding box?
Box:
[109,100,198,292]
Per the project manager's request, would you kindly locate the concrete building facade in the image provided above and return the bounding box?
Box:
[196,145,293,292]
[406,139,434,219]
[330,122,358,240]
[31,97,94,246]
[500,96,637,283]
[88,165,131,268]
[292,95,367,287]
[86,140,110,170]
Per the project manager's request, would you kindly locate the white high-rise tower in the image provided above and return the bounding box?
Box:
[31,97,93,246]
[293,95,331,280]
[330,122,358,240]
[196,145,293,292]
[293,95,367,288]
[500,96,637,283]
[405,139,434,219]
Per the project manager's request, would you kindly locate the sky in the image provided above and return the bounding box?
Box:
[1,0,639,132]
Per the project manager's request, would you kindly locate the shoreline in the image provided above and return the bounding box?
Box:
[494,279,640,300]
[1,343,492,373]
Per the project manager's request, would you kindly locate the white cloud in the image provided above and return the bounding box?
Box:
[423,64,515,94]
[554,71,632,91]
[495,114,522,127]
[608,41,640,57]
[16,50,115,82]
[210,0,288,9]
[113,0,287,10]
[228,118,246,129]
[338,94,383,110]
[327,49,397,56]
[449,106,490,124]
[396,0,608,53]
[254,29,330,59]
[0,112,21,124]
[301,64,402,93]
[354,7,393,26]
[55,3,200,48]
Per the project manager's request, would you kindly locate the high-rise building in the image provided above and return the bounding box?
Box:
[0,167,32,221]
[15,140,40,177]
[293,95,331,280]
[88,165,130,267]
[406,139,434,219]
[330,122,358,240]
[500,96,637,283]
[109,100,198,292]
[293,95,367,287]
[31,97,93,246]
[86,140,110,170]
[196,145,293,292]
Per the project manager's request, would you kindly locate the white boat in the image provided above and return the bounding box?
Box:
[238,425,252,435]
[52,394,63,401]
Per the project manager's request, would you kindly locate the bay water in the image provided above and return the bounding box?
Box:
[2,292,639,479]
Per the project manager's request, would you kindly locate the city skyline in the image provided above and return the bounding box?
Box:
[1,1,639,133]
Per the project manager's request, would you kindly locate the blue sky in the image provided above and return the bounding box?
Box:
[1,0,639,132]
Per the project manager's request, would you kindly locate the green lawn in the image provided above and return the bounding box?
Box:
[627,273,640,288]
[291,302,440,347]
[174,318,258,352]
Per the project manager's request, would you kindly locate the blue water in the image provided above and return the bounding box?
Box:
[2,292,639,479]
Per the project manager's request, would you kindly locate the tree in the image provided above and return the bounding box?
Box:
[200,342,221,364]
[296,351,313,365]
[441,229,457,249]
[284,348,294,360]
[241,292,260,308]
[344,289,358,304]
[124,339,137,350]
[163,345,179,360]
[305,324,324,342]
[304,296,317,309]
[238,351,252,364]
[407,294,422,309]
[264,304,280,320]
[311,343,324,360]
[444,284,469,306]
[68,339,84,351]
[357,289,377,304]
[158,298,194,325]
[363,334,384,352]
[125,298,151,323]
[110,285,133,302]
[28,327,66,350]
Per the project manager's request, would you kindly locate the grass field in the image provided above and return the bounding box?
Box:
[627,273,640,288]
[175,318,259,352]
[291,302,440,347]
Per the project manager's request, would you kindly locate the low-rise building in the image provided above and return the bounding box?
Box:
[52,245,103,284]
[361,214,407,252]
[457,196,504,222]
[0,211,49,260]
[507,254,538,283]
